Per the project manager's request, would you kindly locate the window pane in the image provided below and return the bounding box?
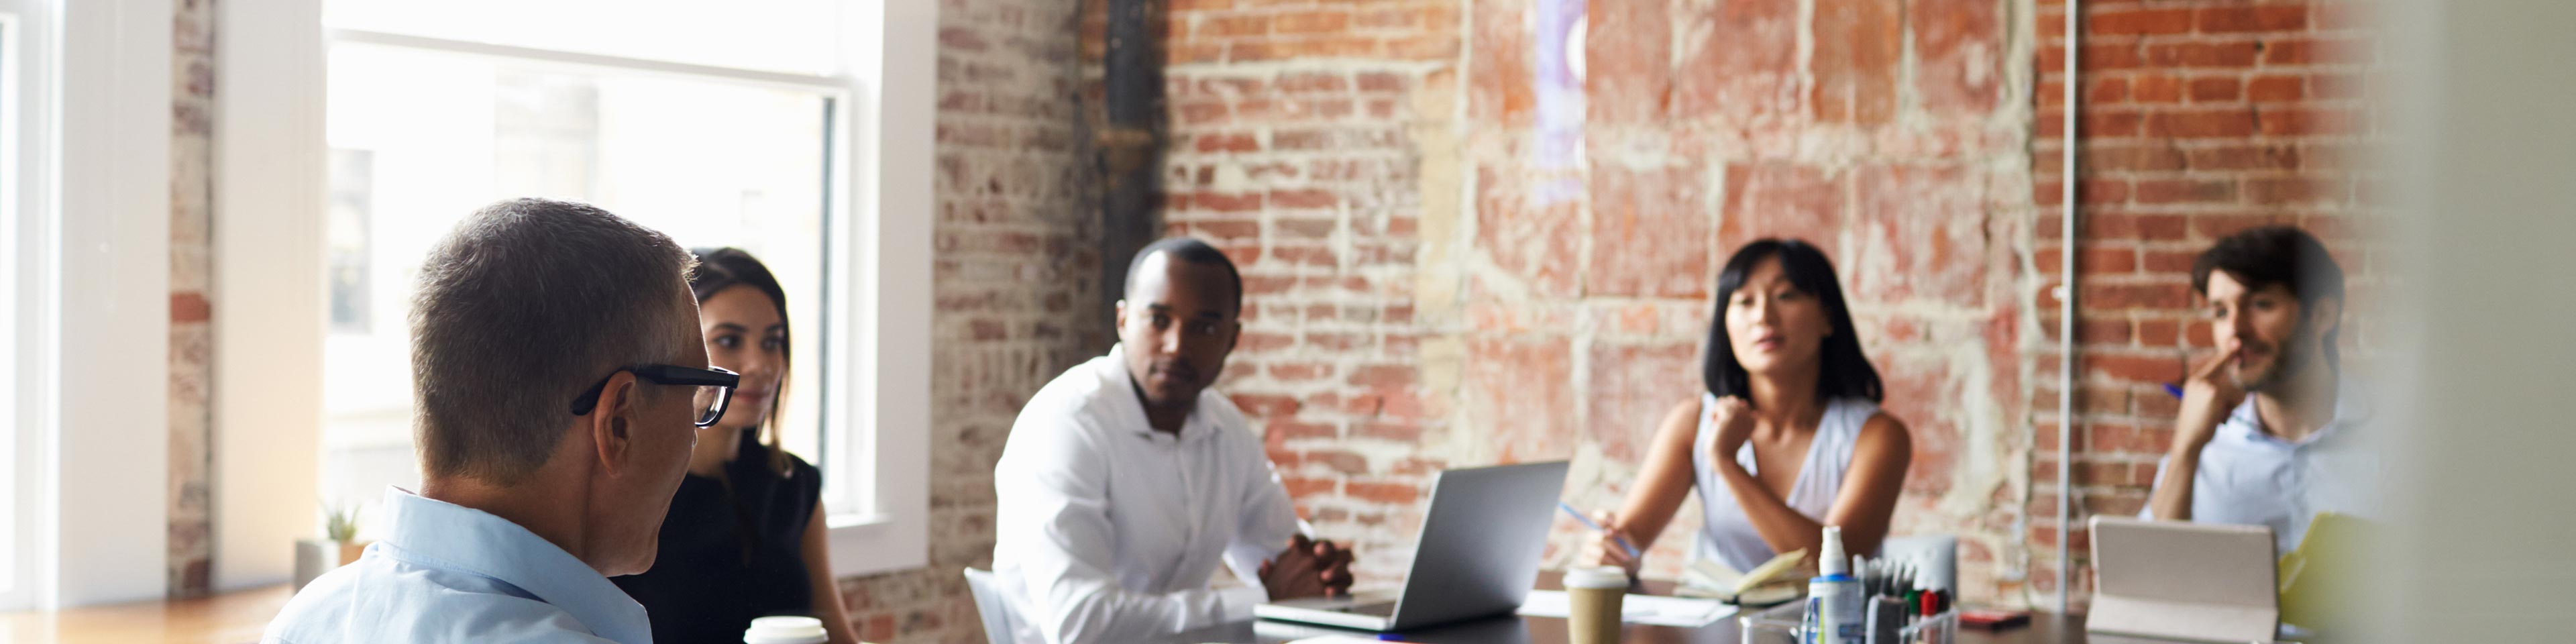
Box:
[322,42,832,513]
[325,0,844,76]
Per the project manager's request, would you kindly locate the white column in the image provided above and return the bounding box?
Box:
[48,0,174,608]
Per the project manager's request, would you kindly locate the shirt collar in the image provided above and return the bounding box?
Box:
[1102,343,1215,443]
[2222,375,2371,448]
[376,487,652,644]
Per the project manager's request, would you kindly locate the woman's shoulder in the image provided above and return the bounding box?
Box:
[1841,401,1909,445]
[1827,396,1890,423]
[737,441,824,492]
[777,447,822,491]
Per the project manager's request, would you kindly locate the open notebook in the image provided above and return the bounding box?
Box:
[1676,548,1807,606]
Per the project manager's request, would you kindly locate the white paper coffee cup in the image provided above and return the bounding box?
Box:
[743,616,830,644]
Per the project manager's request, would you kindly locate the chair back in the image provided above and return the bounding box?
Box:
[962,568,1028,644]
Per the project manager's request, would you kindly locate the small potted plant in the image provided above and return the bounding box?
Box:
[294,502,370,591]
[324,503,366,565]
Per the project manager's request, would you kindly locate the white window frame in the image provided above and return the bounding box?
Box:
[213,0,934,588]
[0,0,37,614]
[7,0,177,611]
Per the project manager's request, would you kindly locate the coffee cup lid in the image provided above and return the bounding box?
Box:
[743,616,828,644]
[1564,566,1629,589]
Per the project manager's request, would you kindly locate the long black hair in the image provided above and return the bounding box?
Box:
[1702,239,1883,404]
[688,247,796,477]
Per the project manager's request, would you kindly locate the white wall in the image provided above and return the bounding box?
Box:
[46,0,174,608]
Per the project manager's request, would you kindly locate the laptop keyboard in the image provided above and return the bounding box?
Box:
[1344,601,1398,617]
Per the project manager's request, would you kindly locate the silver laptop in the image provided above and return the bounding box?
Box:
[2086,516,2280,643]
[1254,461,1570,631]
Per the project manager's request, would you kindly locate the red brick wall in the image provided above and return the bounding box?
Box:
[837,0,2387,636]
[1147,0,2042,605]
[833,0,1110,641]
[2031,0,2381,604]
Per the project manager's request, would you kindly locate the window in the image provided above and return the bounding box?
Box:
[317,36,839,514]
[213,0,927,590]
[215,0,930,586]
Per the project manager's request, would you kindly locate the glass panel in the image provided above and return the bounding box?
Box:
[321,42,832,514]
[325,0,844,76]
[0,19,16,596]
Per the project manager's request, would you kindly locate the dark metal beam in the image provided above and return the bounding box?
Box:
[1098,0,1163,336]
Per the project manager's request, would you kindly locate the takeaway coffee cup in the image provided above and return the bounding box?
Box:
[1564,566,1629,644]
[742,616,829,644]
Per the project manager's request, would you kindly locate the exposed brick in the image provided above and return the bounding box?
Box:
[1274,10,1352,36]
[1477,166,1585,297]
[1586,164,1709,298]
[2258,107,2365,137]
[1467,1,1533,125]
[2144,109,2257,138]
[1671,0,1800,118]
[2194,6,2308,34]
[2186,76,2240,103]
[1813,0,1902,125]
[2088,8,2192,36]
[2247,74,2304,102]
[2144,41,2259,68]
[2133,178,2238,205]
[1586,0,1670,124]
[1914,0,2002,115]
[1587,341,1702,462]
[1719,163,1845,251]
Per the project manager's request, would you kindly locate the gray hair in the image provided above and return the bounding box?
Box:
[409,198,700,485]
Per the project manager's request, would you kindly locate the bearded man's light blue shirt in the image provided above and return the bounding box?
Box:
[262,487,653,643]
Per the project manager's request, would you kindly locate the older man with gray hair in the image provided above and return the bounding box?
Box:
[266,199,737,643]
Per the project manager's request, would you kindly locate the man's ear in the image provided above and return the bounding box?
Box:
[2306,295,2346,341]
[1114,299,1130,330]
[592,372,639,472]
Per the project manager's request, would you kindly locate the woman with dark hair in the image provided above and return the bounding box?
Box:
[1581,239,1913,577]
[612,248,859,644]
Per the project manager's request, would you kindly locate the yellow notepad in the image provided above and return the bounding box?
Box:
[2278,512,2368,631]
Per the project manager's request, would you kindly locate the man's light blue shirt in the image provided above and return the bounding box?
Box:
[262,487,653,644]
[2143,378,2379,553]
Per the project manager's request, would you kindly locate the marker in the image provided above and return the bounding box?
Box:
[2161,383,2185,398]
[1558,502,1642,559]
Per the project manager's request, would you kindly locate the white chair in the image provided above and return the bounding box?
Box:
[1879,534,1959,592]
[962,568,1029,644]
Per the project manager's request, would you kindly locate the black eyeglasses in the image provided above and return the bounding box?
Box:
[569,364,742,427]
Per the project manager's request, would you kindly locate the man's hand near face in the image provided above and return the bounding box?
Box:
[1257,534,1354,600]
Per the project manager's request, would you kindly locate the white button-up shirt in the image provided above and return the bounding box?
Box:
[264,488,652,644]
[992,345,1303,644]
[2143,379,2379,553]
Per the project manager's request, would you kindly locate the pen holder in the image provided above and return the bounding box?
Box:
[1737,600,1955,644]
[1890,608,1955,644]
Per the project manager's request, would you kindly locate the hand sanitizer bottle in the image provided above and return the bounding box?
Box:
[1801,525,1862,644]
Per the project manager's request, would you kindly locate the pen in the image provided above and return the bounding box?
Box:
[1557,502,1642,559]
[2162,383,2185,398]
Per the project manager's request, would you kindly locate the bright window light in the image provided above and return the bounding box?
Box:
[319,40,844,517]
[323,0,845,76]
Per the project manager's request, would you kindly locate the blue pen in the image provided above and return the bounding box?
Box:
[1558,502,1642,559]
[2162,383,2185,398]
